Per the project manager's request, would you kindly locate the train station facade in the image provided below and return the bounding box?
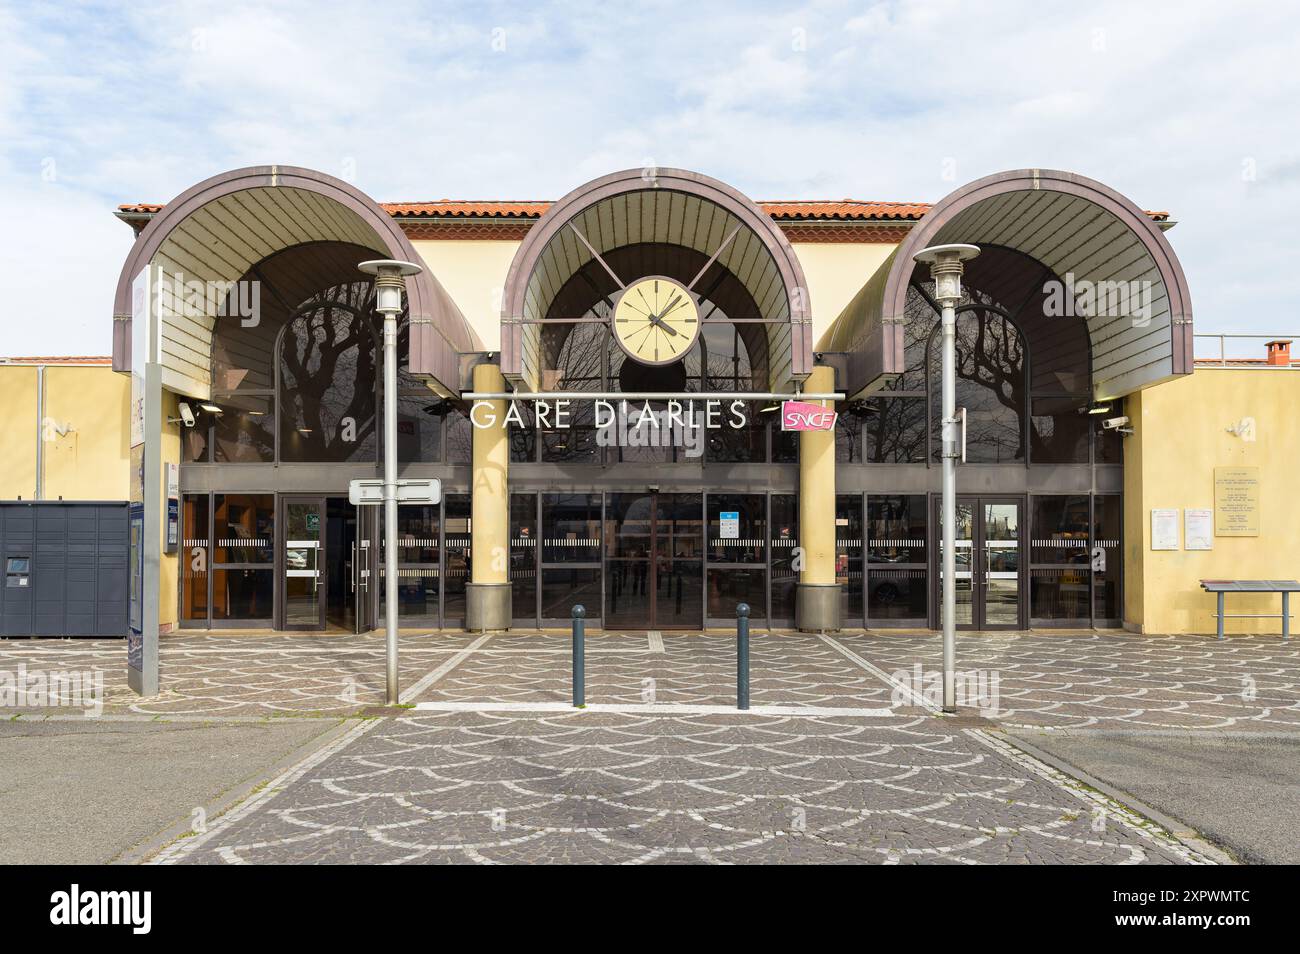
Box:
[67,162,1290,641]
[96,164,1211,642]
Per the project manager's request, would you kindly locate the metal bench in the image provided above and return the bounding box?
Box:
[1200,580,1300,640]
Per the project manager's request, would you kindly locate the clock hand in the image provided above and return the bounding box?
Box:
[651,315,679,336]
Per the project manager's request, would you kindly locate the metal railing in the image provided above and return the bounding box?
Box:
[1193,332,1295,366]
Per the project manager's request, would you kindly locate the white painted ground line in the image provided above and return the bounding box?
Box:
[413,701,895,717]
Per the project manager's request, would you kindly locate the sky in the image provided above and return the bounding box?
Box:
[1,0,1297,357]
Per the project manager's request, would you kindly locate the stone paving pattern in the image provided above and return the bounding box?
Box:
[6,629,1295,863]
[840,632,1300,732]
[162,710,1203,864]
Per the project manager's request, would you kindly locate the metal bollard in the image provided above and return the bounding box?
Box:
[572,604,586,708]
[736,602,750,710]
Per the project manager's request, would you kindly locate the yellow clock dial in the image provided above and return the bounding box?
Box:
[611,276,700,366]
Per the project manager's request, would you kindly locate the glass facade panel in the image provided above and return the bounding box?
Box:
[863,398,927,463]
[834,415,862,463]
[1031,395,1090,464]
[442,494,471,623]
[1094,494,1122,621]
[929,312,1026,464]
[542,402,599,463]
[708,567,765,620]
[835,494,864,624]
[380,504,440,625]
[445,410,474,464]
[211,394,274,463]
[212,568,274,621]
[868,568,929,623]
[770,494,799,622]
[1030,496,1091,565]
[707,494,765,564]
[867,495,926,565]
[213,494,274,564]
[542,493,602,563]
[544,567,601,621]
[706,403,766,462]
[868,495,928,625]
[395,394,443,462]
[180,494,209,623]
[771,426,798,463]
[510,493,538,622]
[278,310,379,463]
[1030,494,1092,621]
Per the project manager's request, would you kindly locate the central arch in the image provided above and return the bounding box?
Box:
[500,168,813,392]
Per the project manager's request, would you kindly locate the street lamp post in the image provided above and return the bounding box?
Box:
[358,258,423,706]
[913,243,979,713]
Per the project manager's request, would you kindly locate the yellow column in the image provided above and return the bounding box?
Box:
[796,364,840,631]
[467,362,511,631]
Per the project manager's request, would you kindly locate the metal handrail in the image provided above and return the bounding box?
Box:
[1193,332,1296,366]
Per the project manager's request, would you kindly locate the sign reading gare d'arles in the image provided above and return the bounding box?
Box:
[0,0,1287,926]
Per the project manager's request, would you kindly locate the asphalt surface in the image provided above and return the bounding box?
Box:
[0,718,340,864]
[1006,730,1300,865]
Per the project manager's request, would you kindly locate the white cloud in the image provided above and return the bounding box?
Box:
[0,0,1297,354]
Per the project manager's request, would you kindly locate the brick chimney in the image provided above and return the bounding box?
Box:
[1265,339,1292,366]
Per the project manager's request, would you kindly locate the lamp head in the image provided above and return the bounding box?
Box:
[358,259,423,315]
[913,243,980,306]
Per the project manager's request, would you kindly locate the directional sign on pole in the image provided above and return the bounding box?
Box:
[349,477,442,506]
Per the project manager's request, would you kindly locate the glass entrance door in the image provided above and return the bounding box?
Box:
[606,492,703,629]
[934,495,1024,630]
[282,496,325,630]
[325,497,377,633]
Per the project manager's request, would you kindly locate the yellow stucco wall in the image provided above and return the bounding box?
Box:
[42,366,131,501]
[790,242,897,342]
[0,366,38,499]
[411,239,522,352]
[1124,368,1300,634]
[0,364,129,501]
[410,237,900,355]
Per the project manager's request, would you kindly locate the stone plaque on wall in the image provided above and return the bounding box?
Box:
[1214,466,1260,536]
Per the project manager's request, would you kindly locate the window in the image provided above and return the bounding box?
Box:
[541,494,601,620]
[209,493,274,623]
[928,311,1026,464]
[1029,495,1092,622]
[278,304,379,463]
[866,495,927,624]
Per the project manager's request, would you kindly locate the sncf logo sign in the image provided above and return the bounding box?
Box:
[780,400,837,432]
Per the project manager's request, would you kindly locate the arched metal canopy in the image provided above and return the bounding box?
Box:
[820,169,1193,401]
[500,167,813,392]
[111,165,478,398]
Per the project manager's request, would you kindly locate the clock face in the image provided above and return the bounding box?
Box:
[611,276,700,366]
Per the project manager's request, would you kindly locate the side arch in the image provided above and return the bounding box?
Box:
[111,165,478,396]
[821,169,1193,401]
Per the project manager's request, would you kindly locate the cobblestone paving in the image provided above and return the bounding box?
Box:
[157,710,1205,865]
[8,630,1290,863]
[425,632,891,709]
[839,632,1300,732]
[0,633,482,715]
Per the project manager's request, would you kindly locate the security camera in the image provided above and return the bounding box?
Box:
[175,402,196,428]
[1101,415,1130,430]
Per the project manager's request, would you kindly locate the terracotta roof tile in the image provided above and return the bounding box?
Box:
[117,198,1170,222]
[383,201,552,218]
[0,356,113,365]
